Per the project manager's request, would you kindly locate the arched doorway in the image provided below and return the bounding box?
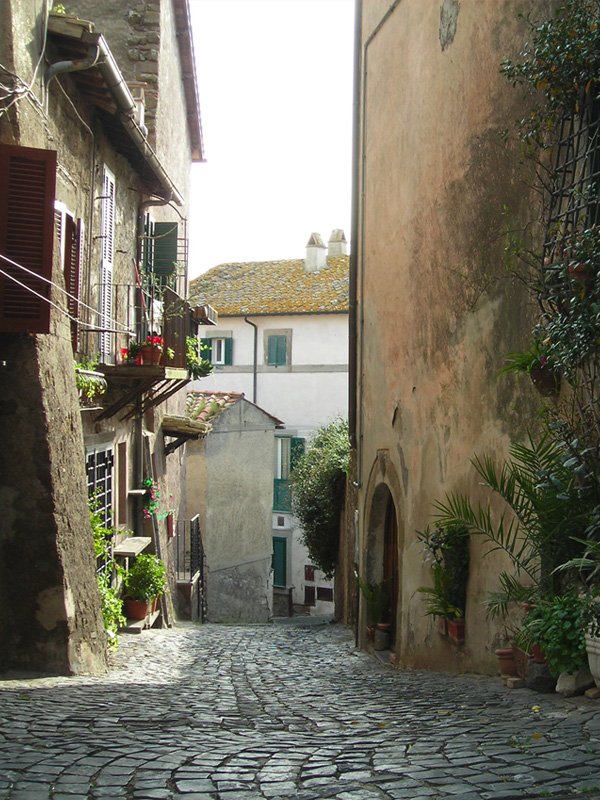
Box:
[365,481,400,647]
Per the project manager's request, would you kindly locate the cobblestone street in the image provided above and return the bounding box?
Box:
[1,622,600,800]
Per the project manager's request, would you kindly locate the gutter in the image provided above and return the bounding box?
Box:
[348,0,362,451]
[244,315,258,404]
[45,24,183,206]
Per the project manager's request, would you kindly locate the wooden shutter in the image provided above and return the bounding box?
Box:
[0,144,57,333]
[63,215,82,352]
[267,334,287,366]
[272,537,287,587]
[152,222,178,275]
[290,437,305,472]
[200,338,212,360]
[99,166,115,362]
[224,336,233,365]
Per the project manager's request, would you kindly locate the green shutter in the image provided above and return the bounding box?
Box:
[272,537,287,586]
[200,338,212,360]
[290,437,305,472]
[224,336,233,365]
[273,478,292,512]
[152,221,178,275]
[268,334,287,366]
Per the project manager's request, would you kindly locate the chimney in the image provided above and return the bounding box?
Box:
[305,232,327,272]
[328,229,347,257]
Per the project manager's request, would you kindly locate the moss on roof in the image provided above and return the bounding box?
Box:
[189,255,349,316]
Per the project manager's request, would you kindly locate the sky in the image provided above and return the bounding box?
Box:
[188,0,355,277]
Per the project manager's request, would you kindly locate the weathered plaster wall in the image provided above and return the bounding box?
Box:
[0,316,107,675]
[186,401,275,623]
[355,0,552,673]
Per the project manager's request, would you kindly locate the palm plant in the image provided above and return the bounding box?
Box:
[434,434,587,616]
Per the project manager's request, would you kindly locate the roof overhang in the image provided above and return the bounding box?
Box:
[46,13,184,204]
[172,0,205,162]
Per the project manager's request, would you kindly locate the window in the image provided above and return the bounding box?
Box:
[55,202,82,352]
[272,536,287,587]
[200,335,232,365]
[273,436,304,512]
[317,586,334,603]
[267,334,287,366]
[99,165,115,363]
[86,445,114,527]
[0,144,57,333]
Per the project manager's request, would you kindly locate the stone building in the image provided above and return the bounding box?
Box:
[0,0,205,674]
[346,0,552,673]
[189,233,349,616]
[185,391,284,623]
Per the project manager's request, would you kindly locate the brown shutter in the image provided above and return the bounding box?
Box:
[0,144,57,333]
[63,214,82,351]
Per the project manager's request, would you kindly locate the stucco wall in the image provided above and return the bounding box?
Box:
[190,313,349,429]
[186,400,275,623]
[354,0,551,673]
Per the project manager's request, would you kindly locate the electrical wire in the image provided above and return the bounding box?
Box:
[0,253,134,334]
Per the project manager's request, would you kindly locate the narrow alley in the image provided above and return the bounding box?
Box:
[1,623,600,800]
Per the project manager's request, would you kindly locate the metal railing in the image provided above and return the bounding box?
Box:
[98,283,190,367]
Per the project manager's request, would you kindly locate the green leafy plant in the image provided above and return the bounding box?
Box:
[416,523,470,619]
[75,355,106,402]
[356,573,387,627]
[434,434,588,616]
[123,554,166,602]
[498,338,556,376]
[89,498,125,649]
[501,1,600,148]
[520,593,590,674]
[290,417,350,578]
[186,336,213,379]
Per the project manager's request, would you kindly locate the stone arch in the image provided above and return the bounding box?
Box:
[361,450,404,648]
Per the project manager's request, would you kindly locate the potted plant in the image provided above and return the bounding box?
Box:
[123,554,167,620]
[356,573,386,641]
[186,336,213,379]
[75,356,107,406]
[499,338,560,396]
[140,334,164,365]
[416,523,470,644]
[518,593,590,678]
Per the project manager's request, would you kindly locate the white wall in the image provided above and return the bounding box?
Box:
[191,311,348,614]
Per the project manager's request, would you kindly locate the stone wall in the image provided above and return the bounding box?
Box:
[353,0,553,674]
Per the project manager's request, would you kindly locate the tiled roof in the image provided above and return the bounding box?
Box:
[186,391,285,428]
[186,391,243,424]
[189,256,349,315]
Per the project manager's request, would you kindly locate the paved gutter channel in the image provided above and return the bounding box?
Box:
[0,621,600,800]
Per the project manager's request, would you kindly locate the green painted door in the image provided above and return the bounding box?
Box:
[272,536,287,587]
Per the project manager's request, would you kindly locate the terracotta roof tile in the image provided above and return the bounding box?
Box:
[189,256,349,316]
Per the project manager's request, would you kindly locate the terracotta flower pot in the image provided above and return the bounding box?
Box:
[447,618,465,645]
[495,647,519,677]
[529,368,560,397]
[123,597,154,620]
[140,345,162,365]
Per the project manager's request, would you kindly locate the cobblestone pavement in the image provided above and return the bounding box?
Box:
[1,622,600,800]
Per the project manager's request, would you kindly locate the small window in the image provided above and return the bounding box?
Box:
[304,586,316,606]
[200,336,232,366]
[305,564,315,582]
[212,337,226,365]
[317,586,334,603]
[267,334,287,366]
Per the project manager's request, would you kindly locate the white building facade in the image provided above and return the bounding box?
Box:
[189,232,349,615]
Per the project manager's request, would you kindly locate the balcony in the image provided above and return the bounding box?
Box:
[95,285,191,421]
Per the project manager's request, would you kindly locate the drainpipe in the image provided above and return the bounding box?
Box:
[348,0,362,453]
[45,30,183,206]
[44,45,101,88]
[244,316,258,404]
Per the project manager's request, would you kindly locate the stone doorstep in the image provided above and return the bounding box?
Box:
[120,609,160,634]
